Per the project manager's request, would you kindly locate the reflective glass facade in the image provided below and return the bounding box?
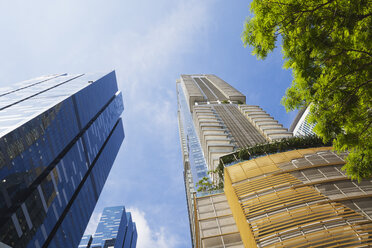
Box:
[177,81,210,246]
[79,235,92,248]
[177,82,208,185]
[79,206,137,248]
[0,71,124,248]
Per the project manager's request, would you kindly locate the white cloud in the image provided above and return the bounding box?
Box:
[116,1,210,92]
[128,208,180,248]
[112,0,213,146]
[111,0,212,90]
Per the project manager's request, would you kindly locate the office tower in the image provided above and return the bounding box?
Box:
[222,146,372,247]
[79,235,93,248]
[79,206,137,248]
[289,106,316,136]
[177,74,291,247]
[0,72,124,248]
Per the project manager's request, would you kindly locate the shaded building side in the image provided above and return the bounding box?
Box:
[0,72,124,247]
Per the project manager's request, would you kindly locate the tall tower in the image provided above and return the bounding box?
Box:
[177,74,291,247]
[0,72,124,247]
[79,206,137,248]
[178,74,372,248]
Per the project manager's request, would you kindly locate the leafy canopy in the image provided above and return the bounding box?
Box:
[242,0,372,181]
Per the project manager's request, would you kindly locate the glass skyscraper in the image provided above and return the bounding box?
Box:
[79,206,137,248]
[0,71,124,247]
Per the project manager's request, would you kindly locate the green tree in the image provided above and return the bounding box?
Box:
[196,168,224,192]
[242,0,372,181]
[196,177,218,193]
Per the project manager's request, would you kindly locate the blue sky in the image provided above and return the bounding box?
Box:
[0,0,295,247]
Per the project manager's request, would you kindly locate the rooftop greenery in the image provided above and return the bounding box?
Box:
[197,135,331,193]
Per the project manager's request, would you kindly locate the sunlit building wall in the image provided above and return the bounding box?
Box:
[224,147,372,247]
[0,72,124,247]
[177,74,372,248]
[176,74,291,247]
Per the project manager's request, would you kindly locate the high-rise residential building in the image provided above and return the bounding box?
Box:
[79,206,137,248]
[289,106,316,136]
[177,74,372,248]
[0,71,124,248]
[176,74,292,247]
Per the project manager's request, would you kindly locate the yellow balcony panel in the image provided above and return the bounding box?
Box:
[244,168,262,179]
[281,150,304,161]
[270,225,356,248]
[241,187,326,219]
[223,148,372,248]
[271,222,372,248]
[243,195,326,220]
[292,147,314,156]
[224,168,258,248]
[250,204,362,239]
[235,174,300,198]
[268,152,289,164]
[226,165,247,183]
[254,156,275,167]
[240,160,258,171]
[295,147,330,156]
[250,203,339,227]
[261,164,278,174]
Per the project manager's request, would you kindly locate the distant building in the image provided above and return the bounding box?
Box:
[79,206,137,248]
[290,106,316,136]
[177,74,291,247]
[79,235,93,248]
[0,72,124,247]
